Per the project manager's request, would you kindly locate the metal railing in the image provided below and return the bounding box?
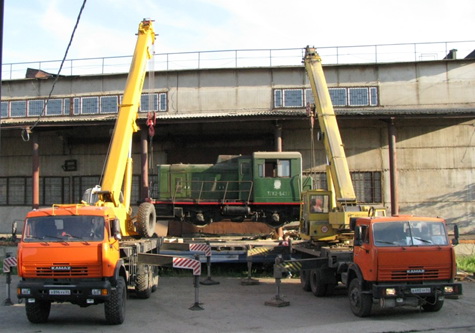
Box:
[2,41,474,80]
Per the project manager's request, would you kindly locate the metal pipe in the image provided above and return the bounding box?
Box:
[388,118,398,215]
[32,132,40,209]
[140,128,149,200]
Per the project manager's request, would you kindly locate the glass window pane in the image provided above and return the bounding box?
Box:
[305,89,314,105]
[159,93,167,111]
[329,88,347,106]
[64,98,71,115]
[283,89,303,107]
[274,89,282,108]
[140,94,158,112]
[0,178,6,205]
[47,99,63,116]
[8,178,26,205]
[11,101,27,117]
[349,88,369,106]
[81,97,99,114]
[1,102,8,117]
[277,160,290,177]
[73,98,81,115]
[28,100,44,116]
[100,96,118,114]
[370,87,378,106]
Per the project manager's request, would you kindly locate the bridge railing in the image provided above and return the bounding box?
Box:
[2,41,475,80]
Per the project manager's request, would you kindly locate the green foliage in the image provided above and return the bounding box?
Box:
[456,255,475,273]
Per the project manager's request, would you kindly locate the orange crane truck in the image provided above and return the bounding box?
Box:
[294,47,462,317]
[16,20,161,324]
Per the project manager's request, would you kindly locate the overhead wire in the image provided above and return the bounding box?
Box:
[21,0,87,141]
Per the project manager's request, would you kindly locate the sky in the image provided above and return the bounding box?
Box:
[2,0,475,64]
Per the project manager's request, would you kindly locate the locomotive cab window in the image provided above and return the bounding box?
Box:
[259,159,290,178]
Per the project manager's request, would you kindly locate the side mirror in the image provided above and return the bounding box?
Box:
[353,225,363,246]
[452,224,459,246]
[111,219,122,240]
[11,221,18,240]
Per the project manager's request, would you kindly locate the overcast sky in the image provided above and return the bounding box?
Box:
[3,0,475,64]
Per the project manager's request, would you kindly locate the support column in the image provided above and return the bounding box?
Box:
[388,118,398,216]
[274,123,284,239]
[32,132,40,209]
[140,128,149,200]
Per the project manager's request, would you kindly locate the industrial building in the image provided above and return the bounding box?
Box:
[1,44,474,234]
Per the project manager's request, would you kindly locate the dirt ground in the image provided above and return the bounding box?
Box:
[1,273,475,333]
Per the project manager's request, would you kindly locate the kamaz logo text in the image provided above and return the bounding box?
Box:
[407,269,425,274]
[51,266,71,271]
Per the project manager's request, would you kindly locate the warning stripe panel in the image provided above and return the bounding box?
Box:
[3,257,17,273]
[189,243,212,257]
[172,257,201,276]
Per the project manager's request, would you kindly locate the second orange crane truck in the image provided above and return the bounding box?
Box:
[16,20,162,325]
[293,46,462,317]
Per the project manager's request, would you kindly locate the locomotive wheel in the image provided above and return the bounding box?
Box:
[137,202,157,238]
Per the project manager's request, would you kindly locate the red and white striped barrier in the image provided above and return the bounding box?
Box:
[3,257,17,273]
[173,257,201,276]
[189,243,212,257]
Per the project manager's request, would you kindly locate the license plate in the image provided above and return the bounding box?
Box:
[49,289,71,295]
[411,287,431,294]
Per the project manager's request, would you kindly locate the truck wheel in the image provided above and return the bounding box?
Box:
[348,278,372,317]
[25,300,51,323]
[300,269,311,291]
[422,296,444,312]
[310,269,327,297]
[137,202,157,238]
[135,264,152,299]
[105,277,126,325]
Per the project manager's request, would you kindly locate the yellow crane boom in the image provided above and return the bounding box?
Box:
[99,20,155,209]
[303,46,357,205]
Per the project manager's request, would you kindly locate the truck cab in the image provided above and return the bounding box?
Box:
[347,215,462,316]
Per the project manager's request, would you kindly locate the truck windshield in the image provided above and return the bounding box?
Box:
[373,221,448,247]
[23,216,105,242]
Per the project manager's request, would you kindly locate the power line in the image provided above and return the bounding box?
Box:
[21,0,87,141]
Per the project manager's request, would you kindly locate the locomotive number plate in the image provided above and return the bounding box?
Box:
[411,287,431,294]
[49,289,71,295]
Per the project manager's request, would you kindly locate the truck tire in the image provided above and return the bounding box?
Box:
[135,264,152,299]
[422,296,444,312]
[310,269,327,297]
[300,269,311,291]
[25,300,51,323]
[348,278,372,317]
[137,202,157,238]
[105,276,126,325]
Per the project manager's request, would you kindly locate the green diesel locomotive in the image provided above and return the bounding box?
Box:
[152,151,312,227]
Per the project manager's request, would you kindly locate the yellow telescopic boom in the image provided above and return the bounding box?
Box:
[100,20,155,208]
[303,46,357,205]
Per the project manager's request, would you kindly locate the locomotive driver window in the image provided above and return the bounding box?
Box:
[263,159,290,178]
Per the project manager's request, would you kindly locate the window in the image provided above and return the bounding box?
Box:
[274,87,379,108]
[28,100,44,116]
[310,194,329,213]
[352,172,381,203]
[47,99,63,116]
[304,171,382,204]
[329,88,347,106]
[159,93,167,111]
[11,101,27,117]
[100,96,118,114]
[1,102,8,118]
[81,97,99,114]
[349,88,369,106]
[259,159,291,178]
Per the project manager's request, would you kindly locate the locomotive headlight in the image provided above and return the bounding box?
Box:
[385,288,397,296]
[444,286,454,294]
